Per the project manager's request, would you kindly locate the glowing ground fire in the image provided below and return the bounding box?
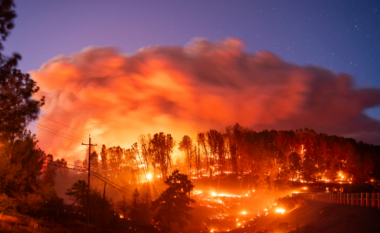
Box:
[276,208,285,214]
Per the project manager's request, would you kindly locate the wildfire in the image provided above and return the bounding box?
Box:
[146,173,152,181]
[276,208,285,214]
[211,192,242,198]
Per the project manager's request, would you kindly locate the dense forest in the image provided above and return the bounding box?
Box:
[80,124,380,190]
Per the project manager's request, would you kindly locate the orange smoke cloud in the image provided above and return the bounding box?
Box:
[31,38,380,162]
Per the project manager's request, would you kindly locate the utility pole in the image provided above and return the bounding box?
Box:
[82,135,97,224]
[103,182,106,200]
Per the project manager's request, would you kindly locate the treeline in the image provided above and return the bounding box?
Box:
[89,124,380,189]
[0,0,63,216]
[87,133,175,185]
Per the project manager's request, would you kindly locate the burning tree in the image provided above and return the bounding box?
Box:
[151,169,195,231]
[151,132,175,180]
[179,135,193,174]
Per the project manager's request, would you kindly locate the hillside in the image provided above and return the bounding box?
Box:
[231,200,380,233]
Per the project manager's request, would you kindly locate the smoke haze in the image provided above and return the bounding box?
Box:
[31,38,380,162]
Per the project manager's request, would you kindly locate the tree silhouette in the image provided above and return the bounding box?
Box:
[0,0,44,143]
[151,170,195,231]
[179,135,192,174]
[288,152,301,180]
[151,133,174,180]
[65,180,87,207]
[116,197,129,219]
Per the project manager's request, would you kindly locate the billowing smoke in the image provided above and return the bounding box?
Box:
[31,38,380,162]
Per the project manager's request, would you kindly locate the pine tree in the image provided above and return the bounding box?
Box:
[151,170,195,231]
[0,0,44,142]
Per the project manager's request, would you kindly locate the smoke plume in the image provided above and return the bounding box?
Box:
[31,38,380,162]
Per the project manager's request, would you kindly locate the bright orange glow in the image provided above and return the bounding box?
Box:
[146,173,152,181]
[276,208,285,214]
[303,187,307,190]
[237,223,241,226]
[211,192,241,198]
[241,211,247,215]
[31,38,361,168]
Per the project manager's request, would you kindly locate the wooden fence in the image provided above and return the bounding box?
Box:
[292,192,380,209]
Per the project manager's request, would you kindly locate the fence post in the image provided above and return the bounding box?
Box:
[360,193,364,207]
[356,193,359,206]
[372,193,376,208]
[378,193,380,210]
[366,193,370,207]
[346,193,350,205]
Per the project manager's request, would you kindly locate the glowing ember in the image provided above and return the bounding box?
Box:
[241,211,247,215]
[276,208,285,214]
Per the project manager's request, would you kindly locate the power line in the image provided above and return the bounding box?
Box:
[91,172,152,202]
[39,115,102,144]
[34,121,88,141]
[40,115,88,135]
[32,123,87,142]
[42,161,152,202]
[33,125,84,144]
[90,170,153,201]
[42,160,154,203]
